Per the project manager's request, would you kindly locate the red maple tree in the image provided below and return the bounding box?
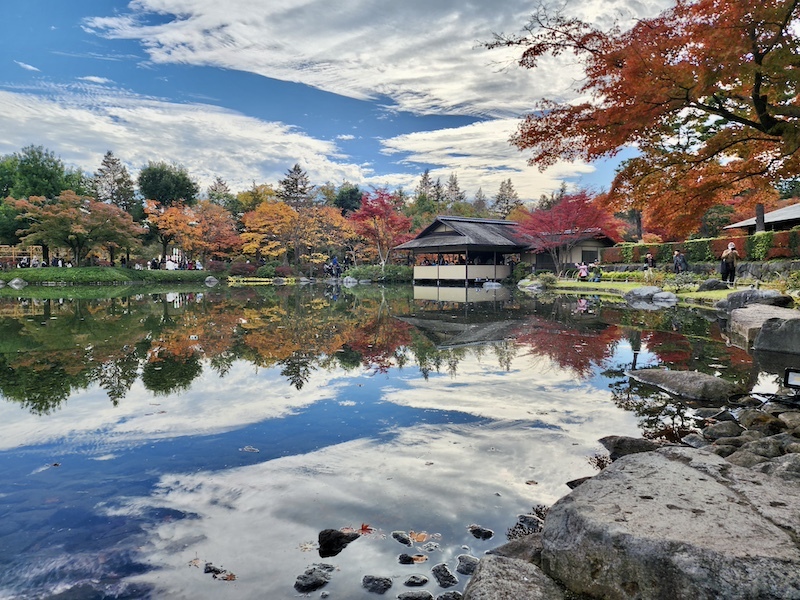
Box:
[514,191,623,275]
[349,189,412,272]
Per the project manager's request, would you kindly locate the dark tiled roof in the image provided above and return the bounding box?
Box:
[395,216,527,251]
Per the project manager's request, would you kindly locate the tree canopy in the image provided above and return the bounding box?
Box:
[137,161,199,207]
[492,0,800,237]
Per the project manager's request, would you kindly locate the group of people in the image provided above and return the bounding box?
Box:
[149,257,203,271]
[644,242,740,284]
[16,256,71,268]
[575,261,602,282]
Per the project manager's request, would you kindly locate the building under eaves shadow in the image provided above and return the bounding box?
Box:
[724,202,800,234]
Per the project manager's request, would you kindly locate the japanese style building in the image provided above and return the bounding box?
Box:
[395,215,616,284]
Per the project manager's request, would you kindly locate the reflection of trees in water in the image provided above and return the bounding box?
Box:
[141,351,203,396]
[0,289,759,413]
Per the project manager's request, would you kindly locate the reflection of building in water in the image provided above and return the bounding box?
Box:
[413,285,511,304]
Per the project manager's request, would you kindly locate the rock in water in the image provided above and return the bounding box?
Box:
[318,528,360,557]
[293,563,336,593]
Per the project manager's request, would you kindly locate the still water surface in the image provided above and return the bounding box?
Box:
[0,283,765,599]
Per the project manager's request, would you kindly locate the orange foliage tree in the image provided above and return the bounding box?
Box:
[184,200,242,261]
[143,199,195,259]
[13,191,144,264]
[240,200,297,263]
[492,0,799,238]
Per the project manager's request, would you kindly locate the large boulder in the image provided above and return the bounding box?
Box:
[697,278,730,292]
[540,446,800,600]
[754,317,800,356]
[715,289,794,311]
[463,555,564,600]
[729,305,800,344]
[625,368,741,402]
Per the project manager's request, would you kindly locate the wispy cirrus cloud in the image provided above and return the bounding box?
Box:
[14,60,40,72]
[77,75,114,84]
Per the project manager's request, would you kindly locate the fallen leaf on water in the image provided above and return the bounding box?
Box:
[525,480,538,485]
[409,531,428,543]
[357,523,375,535]
[412,554,428,563]
[215,572,237,581]
[188,558,201,568]
[239,445,260,453]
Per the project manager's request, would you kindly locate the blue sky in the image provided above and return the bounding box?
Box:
[0,0,669,202]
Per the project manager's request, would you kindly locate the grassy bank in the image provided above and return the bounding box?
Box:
[0,266,212,285]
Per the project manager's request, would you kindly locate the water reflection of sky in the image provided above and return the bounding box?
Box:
[0,291,754,599]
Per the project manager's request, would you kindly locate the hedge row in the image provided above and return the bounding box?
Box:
[601,229,800,264]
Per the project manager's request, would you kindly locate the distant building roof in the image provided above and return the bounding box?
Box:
[725,203,800,230]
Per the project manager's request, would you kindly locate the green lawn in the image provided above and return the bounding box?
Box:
[0,266,212,285]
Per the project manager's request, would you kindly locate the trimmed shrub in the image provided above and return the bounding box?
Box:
[256,263,277,278]
[746,231,773,261]
[205,260,227,273]
[229,261,257,276]
[275,264,294,278]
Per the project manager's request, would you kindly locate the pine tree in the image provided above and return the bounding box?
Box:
[93,151,136,213]
[278,164,314,210]
[415,169,433,200]
[473,187,488,214]
[492,179,522,218]
[445,173,466,207]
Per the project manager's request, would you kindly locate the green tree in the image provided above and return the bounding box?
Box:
[277,163,314,210]
[334,182,362,215]
[9,145,70,199]
[137,161,199,207]
[94,151,137,214]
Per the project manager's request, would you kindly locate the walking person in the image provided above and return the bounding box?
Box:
[720,242,739,285]
[673,250,688,274]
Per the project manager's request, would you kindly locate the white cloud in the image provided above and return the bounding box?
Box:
[381,119,596,200]
[83,0,673,119]
[0,85,371,192]
[77,75,114,84]
[336,134,355,141]
[14,60,40,72]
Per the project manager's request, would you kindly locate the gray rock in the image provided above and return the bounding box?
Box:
[697,279,730,292]
[779,411,800,429]
[392,530,413,546]
[293,563,336,593]
[729,305,800,343]
[436,592,463,600]
[624,286,662,301]
[431,563,458,588]
[485,533,542,563]
[738,409,787,435]
[716,289,795,311]
[318,528,360,557]
[540,446,800,600]
[711,444,738,458]
[702,420,744,440]
[404,575,429,587]
[652,291,678,304]
[724,449,771,468]
[362,575,392,594]
[681,432,710,448]
[626,368,740,402]
[467,524,493,540]
[753,453,800,481]
[754,317,800,355]
[738,438,785,458]
[203,275,219,287]
[462,555,565,600]
[398,592,434,600]
[456,554,479,575]
[599,435,663,460]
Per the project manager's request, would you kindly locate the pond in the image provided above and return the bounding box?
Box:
[0,283,777,599]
